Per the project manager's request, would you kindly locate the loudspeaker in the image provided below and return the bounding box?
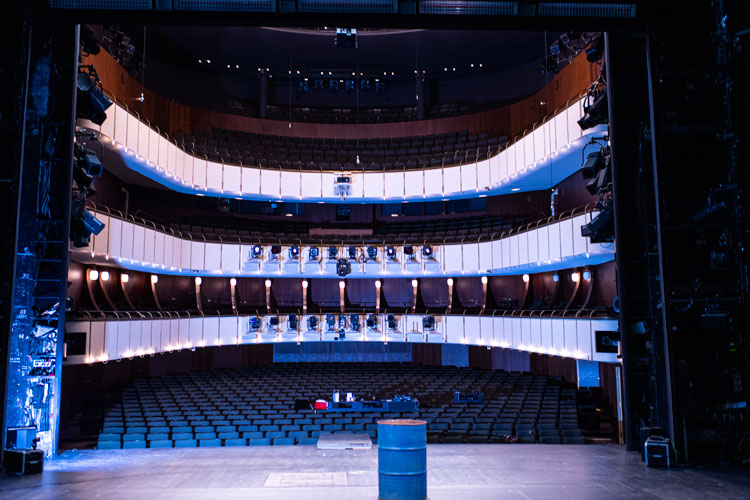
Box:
[3,449,44,475]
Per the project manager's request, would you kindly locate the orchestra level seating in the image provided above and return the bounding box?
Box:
[96,363,585,449]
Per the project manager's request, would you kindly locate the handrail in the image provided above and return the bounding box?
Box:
[83,200,598,246]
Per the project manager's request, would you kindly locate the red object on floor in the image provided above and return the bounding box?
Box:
[315,400,328,410]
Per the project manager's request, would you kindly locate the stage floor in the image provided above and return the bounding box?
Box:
[2,444,749,500]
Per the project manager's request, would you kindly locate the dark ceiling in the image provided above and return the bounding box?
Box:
[114,26,559,108]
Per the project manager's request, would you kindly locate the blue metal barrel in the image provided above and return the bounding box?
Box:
[377,419,427,500]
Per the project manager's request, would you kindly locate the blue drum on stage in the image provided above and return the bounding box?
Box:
[377,419,427,500]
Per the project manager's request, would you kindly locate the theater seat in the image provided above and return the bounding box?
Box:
[98,440,121,450]
[199,438,222,447]
[149,440,173,448]
[224,438,247,446]
[563,436,586,444]
[298,437,318,445]
[248,438,271,446]
[175,439,198,448]
[123,440,146,449]
[272,437,295,446]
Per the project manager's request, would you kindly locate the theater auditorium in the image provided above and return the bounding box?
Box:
[0,1,748,499]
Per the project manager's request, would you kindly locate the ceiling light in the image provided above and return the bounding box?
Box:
[571,272,580,283]
[375,280,381,289]
[265,279,272,288]
[195,277,202,285]
[411,279,418,288]
[522,274,530,283]
[481,276,488,285]
[339,280,346,289]
[511,187,521,192]
[301,280,308,289]
[151,275,159,284]
[121,273,129,283]
[100,271,110,281]
[447,278,454,287]
[230,278,237,286]
[89,269,99,281]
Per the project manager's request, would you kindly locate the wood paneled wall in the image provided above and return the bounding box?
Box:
[84,50,599,141]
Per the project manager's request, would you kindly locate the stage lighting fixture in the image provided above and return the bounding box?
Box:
[195,277,202,285]
[230,278,237,286]
[366,314,378,330]
[345,80,356,92]
[326,314,336,331]
[522,274,530,283]
[578,90,608,130]
[271,245,282,255]
[423,316,436,331]
[338,315,347,332]
[360,79,371,91]
[336,258,352,276]
[583,270,592,281]
[251,245,263,259]
[288,315,298,331]
[586,36,604,62]
[481,276,488,285]
[375,81,386,94]
[100,271,110,281]
[248,316,261,332]
[404,246,414,257]
[422,245,433,258]
[328,247,338,259]
[265,279,272,288]
[289,246,300,259]
[571,272,580,283]
[121,273,129,283]
[328,79,339,92]
[367,247,378,260]
[553,273,560,283]
[386,246,396,260]
[70,202,105,248]
[582,151,604,179]
[151,275,159,284]
[313,79,324,91]
[297,80,309,93]
[308,247,319,260]
[76,68,113,125]
[581,204,614,243]
[307,316,318,330]
[348,246,358,260]
[387,314,397,330]
[268,316,280,328]
[335,28,358,49]
[89,269,99,281]
[586,163,612,196]
[349,314,360,331]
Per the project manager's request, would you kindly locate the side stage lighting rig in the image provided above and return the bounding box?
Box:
[289,246,300,259]
[76,65,113,125]
[386,246,397,260]
[308,247,320,260]
[251,245,263,259]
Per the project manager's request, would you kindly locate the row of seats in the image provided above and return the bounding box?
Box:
[173,128,507,171]
[95,363,586,449]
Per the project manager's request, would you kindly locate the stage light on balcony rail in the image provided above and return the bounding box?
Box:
[230,278,237,286]
[522,274,530,283]
[251,245,263,259]
[367,246,378,260]
[89,269,99,281]
[347,246,358,260]
[195,277,202,285]
[151,275,159,284]
[289,246,300,259]
[571,272,580,283]
[265,279,272,288]
[100,271,110,281]
[328,247,338,259]
[385,246,396,260]
[121,273,129,283]
[308,247,319,260]
[583,270,591,281]
[481,276,488,285]
[422,245,433,258]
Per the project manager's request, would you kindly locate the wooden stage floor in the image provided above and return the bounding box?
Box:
[1,444,749,500]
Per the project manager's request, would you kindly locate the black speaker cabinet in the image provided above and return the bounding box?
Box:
[4,449,44,475]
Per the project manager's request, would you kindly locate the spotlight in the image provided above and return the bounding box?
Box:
[271,245,282,255]
[581,204,614,243]
[366,314,378,330]
[89,269,99,280]
[297,80,309,93]
[571,272,581,283]
[328,247,338,259]
[423,316,435,331]
[100,271,110,281]
[481,276,488,285]
[289,246,300,259]
[422,245,433,258]
[230,278,237,286]
[578,88,608,130]
[76,68,113,125]
[301,280,308,289]
[348,246,358,260]
[339,280,346,289]
[404,246,414,257]
[386,246,396,260]
[251,245,262,259]
[583,270,592,281]
[375,280,381,289]
[308,247,319,260]
[70,202,105,247]
[411,279,418,288]
[289,314,298,331]
[248,316,262,332]
[121,273,129,283]
[195,277,202,285]
[349,314,360,331]
[268,316,280,328]
[367,247,378,260]
[151,275,159,284]
[552,273,559,283]
[265,279,272,288]
[447,278,454,286]
[387,314,397,330]
[586,36,604,62]
[336,259,351,276]
[522,274,530,283]
[582,151,604,179]
[307,316,318,330]
[326,314,336,331]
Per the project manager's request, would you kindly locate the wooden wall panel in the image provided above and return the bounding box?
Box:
[411,343,442,366]
[88,49,597,141]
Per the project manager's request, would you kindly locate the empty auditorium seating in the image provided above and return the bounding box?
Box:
[173,128,507,172]
[96,363,584,449]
